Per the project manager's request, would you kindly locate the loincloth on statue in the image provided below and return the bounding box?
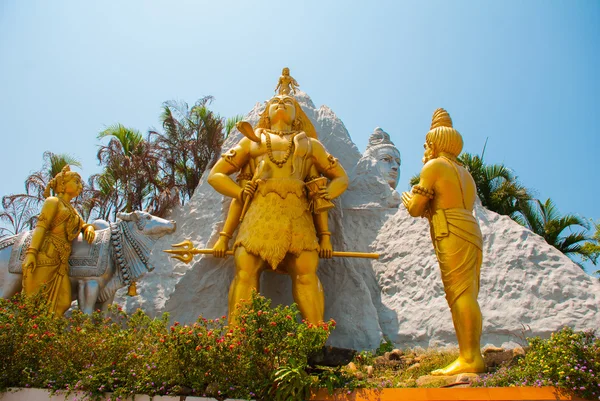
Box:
[430,208,483,307]
[234,178,318,270]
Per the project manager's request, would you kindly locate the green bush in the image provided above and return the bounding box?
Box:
[0,291,333,400]
[473,327,600,400]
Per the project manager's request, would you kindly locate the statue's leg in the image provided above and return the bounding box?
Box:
[96,292,115,313]
[54,274,72,316]
[78,280,100,314]
[432,284,484,375]
[286,250,324,324]
[229,246,266,324]
[1,272,23,299]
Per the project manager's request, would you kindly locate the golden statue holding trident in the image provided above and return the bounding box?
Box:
[206,87,348,325]
[402,108,485,375]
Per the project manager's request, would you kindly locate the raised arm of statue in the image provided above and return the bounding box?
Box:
[310,139,349,200]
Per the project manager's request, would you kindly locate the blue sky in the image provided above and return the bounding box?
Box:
[1,1,598,273]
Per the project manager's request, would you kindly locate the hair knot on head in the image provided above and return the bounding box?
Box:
[426,108,463,158]
[430,108,453,130]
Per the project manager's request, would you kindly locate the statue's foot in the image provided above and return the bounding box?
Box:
[430,356,485,376]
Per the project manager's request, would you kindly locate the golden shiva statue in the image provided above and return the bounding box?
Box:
[207,83,348,325]
[22,165,96,316]
[275,67,299,95]
[402,108,485,375]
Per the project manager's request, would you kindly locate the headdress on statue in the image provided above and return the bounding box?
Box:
[425,108,463,157]
[44,165,81,198]
[364,127,400,160]
[255,95,318,139]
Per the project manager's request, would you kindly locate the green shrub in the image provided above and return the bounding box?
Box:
[473,327,600,400]
[0,291,333,400]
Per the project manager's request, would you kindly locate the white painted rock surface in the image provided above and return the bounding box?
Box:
[116,92,600,350]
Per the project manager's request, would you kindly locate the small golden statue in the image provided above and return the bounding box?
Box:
[275,67,299,95]
[22,166,96,316]
[206,84,348,325]
[402,108,485,375]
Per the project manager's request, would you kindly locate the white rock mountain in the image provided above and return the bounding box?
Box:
[116,91,600,350]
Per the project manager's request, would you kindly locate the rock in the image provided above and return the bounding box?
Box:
[346,362,357,372]
[401,357,414,365]
[483,345,504,354]
[407,362,421,371]
[113,89,600,352]
[355,371,364,380]
[512,346,526,357]
[413,355,425,363]
[484,349,515,368]
[366,365,374,377]
[308,345,356,367]
[455,373,479,383]
[389,349,403,360]
[374,356,388,366]
[416,375,454,387]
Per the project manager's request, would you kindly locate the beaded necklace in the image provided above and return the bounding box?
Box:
[265,132,295,168]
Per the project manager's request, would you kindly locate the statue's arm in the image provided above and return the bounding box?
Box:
[207,138,252,202]
[22,197,59,270]
[310,140,349,200]
[402,161,437,217]
[212,164,254,257]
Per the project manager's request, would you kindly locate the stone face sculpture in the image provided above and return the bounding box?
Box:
[344,127,401,209]
[358,127,401,190]
[20,165,96,315]
[0,210,176,314]
[206,84,349,324]
[401,108,485,375]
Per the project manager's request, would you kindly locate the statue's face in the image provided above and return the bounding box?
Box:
[282,68,289,75]
[268,95,296,126]
[63,174,83,197]
[423,141,435,164]
[375,147,401,189]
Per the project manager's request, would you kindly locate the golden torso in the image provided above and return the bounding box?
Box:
[248,131,313,180]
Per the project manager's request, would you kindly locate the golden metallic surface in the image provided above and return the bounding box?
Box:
[402,108,485,375]
[275,67,299,95]
[127,281,138,297]
[21,166,96,316]
[164,239,379,263]
[206,78,349,325]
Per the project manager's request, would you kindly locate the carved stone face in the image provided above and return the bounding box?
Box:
[268,95,295,126]
[374,147,401,189]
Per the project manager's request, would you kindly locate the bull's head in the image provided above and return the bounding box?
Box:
[117,211,176,238]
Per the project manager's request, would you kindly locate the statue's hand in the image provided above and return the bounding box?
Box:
[318,236,333,259]
[317,187,331,201]
[84,226,96,244]
[213,236,229,258]
[240,181,258,203]
[401,191,412,209]
[22,254,37,274]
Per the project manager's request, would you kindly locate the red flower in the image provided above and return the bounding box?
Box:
[32,324,38,329]
[270,322,277,326]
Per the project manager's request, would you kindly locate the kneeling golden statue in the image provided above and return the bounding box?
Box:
[402,108,485,375]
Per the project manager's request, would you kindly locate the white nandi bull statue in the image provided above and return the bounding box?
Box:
[0,211,176,314]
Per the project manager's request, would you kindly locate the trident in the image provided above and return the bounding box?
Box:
[164,239,379,264]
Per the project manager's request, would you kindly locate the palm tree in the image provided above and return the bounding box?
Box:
[458,153,531,219]
[518,198,593,268]
[0,152,83,237]
[149,97,242,205]
[97,124,159,216]
[580,220,600,276]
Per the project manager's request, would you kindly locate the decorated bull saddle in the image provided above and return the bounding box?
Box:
[8,228,111,277]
